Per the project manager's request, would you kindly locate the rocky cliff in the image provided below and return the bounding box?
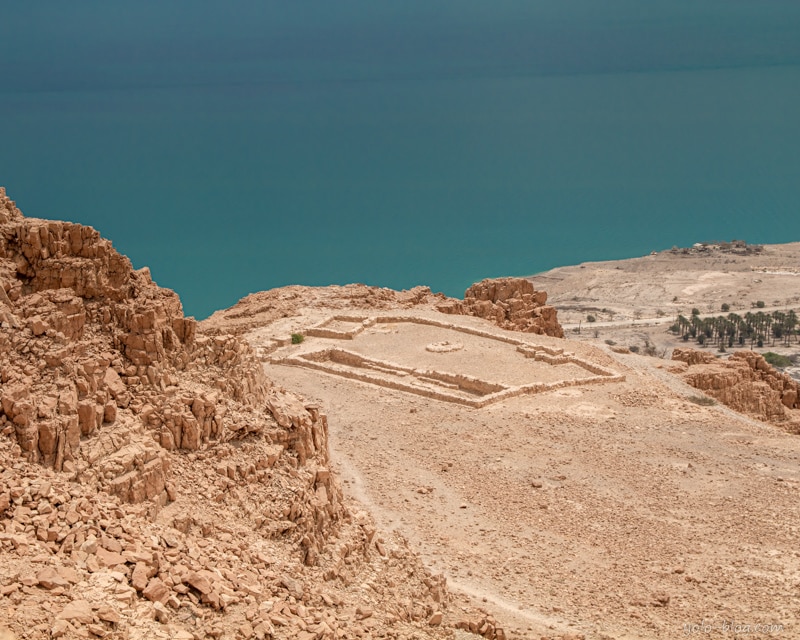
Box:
[0,189,465,640]
[436,277,564,337]
[0,187,278,501]
[672,347,800,431]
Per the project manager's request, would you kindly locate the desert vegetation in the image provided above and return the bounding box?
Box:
[670,309,800,349]
[687,394,717,406]
[763,351,794,368]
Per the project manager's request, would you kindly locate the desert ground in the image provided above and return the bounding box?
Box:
[532,242,800,369]
[204,251,800,639]
[531,242,800,324]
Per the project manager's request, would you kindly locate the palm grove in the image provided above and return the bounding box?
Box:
[671,307,799,352]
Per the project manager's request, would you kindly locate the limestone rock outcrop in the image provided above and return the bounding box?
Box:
[671,348,717,366]
[0,186,344,523]
[436,277,564,337]
[673,348,800,430]
[0,189,269,499]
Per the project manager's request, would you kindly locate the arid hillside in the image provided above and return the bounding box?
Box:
[531,241,800,324]
[208,273,800,639]
[0,188,481,640]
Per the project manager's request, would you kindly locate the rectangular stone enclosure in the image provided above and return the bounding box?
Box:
[272,316,624,407]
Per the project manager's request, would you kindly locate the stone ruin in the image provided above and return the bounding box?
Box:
[274,315,621,407]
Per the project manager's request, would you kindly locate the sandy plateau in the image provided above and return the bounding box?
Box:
[2,186,800,640]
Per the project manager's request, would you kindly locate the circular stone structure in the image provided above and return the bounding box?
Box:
[425,341,464,353]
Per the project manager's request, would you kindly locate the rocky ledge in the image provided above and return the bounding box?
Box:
[672,347,800,431]
[436,278,563,338]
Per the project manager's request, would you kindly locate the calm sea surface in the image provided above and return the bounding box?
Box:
[1,1,799,318]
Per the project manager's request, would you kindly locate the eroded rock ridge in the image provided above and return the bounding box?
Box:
[673,347,800,430]
[0,189,463,640]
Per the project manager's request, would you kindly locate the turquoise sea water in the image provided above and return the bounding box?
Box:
[1,2,799,318]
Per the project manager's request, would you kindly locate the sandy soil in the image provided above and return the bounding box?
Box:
[223,306,800,639]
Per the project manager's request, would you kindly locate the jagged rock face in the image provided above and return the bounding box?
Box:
[0,187,468,640]
[0,187,333,511]
[436,277,564,338]
[674,348,800,429]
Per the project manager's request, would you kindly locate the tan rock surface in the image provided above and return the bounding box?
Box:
[675,348,800,430]
[437,277,564,337]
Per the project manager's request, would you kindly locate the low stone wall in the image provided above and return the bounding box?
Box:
[305,315,375,340]
[271,316,625,407]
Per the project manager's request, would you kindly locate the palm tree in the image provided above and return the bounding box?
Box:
[787,310,798,346]
[673,314,689,338]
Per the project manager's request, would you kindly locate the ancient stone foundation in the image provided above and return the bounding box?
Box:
[274,315,622,407]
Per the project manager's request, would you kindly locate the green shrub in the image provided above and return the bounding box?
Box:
[721,303,730,312]
[763,352,792,368]
[756,300,766,308]
[291,333,304,344]
[587,314,596,323]
[688,395,716,406]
